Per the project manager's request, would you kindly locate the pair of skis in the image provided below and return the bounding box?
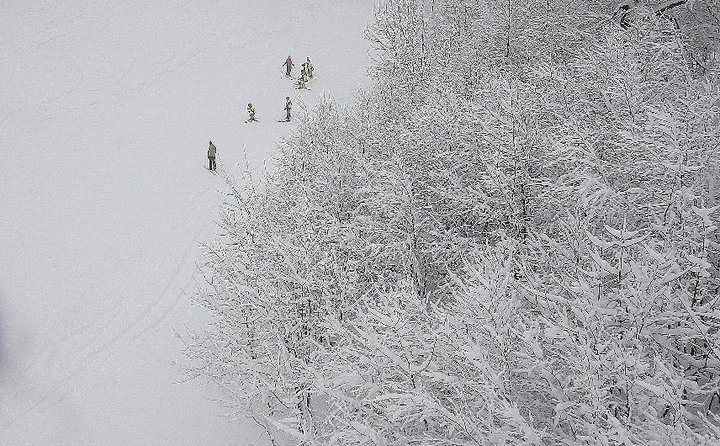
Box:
[283,74,313,90]
[243,118,291,123]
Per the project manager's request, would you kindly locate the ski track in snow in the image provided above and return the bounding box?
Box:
[0,0,374,443]
[0,182,222,438]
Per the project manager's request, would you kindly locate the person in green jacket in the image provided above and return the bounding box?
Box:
[207,140,217,171]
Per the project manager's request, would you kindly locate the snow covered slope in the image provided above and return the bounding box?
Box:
[0,1,375,443]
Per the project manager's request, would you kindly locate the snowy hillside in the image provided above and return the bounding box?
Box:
[0,1,375,444]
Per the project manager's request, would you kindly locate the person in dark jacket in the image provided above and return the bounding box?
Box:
[207,140,217,171]
[284,96,292,122]
[306,57,314,78]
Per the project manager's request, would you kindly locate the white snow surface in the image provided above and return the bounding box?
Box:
[0,1,374,444]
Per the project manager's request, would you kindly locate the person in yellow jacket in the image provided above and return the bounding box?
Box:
[247,103,257,122]
[295,70,309,89]
[207,141,217,171]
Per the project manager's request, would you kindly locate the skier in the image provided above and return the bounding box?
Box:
[295,77,307,90]
[207,140,217,171]
[296,70,309,89]
[306,57,314,78]
[284,96,292,121]
[282,55,294,76]
[247,103,257,122]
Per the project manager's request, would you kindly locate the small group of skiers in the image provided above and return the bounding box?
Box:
[283,55,314,89]
[207,55,314,171]
[244,55,312,124]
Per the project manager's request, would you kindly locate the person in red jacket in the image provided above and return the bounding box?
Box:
[282,55,294,76]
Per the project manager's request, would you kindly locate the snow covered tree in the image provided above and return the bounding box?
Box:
[185,97,377,444]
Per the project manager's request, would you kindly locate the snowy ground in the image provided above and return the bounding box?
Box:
[0,1,374,444]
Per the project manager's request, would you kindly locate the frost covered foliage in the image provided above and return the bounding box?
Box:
[188,0,720,444]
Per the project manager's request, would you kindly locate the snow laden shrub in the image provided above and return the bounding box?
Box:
[319,1,720,444]
[504,223,720,444]
[531,19,720,444]
[312,241,545,445]
[186,98,375,444]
